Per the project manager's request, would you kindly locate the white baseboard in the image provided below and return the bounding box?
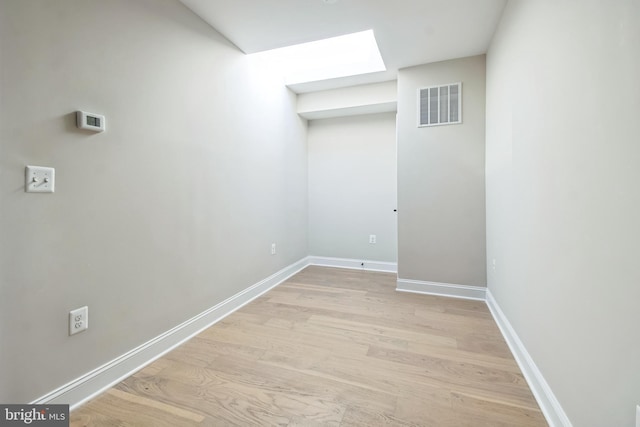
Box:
[486,290,572,427]
[307,256,397,273]
[32,257,309,410]
[396,278,486,301]
[30,255,569,427]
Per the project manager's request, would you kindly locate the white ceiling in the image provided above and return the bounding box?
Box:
[179,0,507,93]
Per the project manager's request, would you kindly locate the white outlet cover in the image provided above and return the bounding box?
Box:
[25,165,55,193]
[69,306,88,336]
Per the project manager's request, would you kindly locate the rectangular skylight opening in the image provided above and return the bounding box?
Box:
[249,30,386,85]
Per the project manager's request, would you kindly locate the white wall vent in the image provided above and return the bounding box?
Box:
[418,82,462,127]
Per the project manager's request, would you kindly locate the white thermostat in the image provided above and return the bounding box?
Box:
[76,111,105,132]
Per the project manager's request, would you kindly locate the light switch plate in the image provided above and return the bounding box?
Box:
[25,165,55,193]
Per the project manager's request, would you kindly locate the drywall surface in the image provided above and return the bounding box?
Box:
[297,81,397,120]
[0,0,307,403]
[308,113,397,262]
[486,1,640,426]
[397,55,486,286]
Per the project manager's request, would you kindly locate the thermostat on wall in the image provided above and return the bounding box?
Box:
[76,111,105,132]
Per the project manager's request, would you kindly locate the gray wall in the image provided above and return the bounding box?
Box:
[397,55,486,286]
[486,1,640,426]
[0,0,307,403]
[308,113,397,262]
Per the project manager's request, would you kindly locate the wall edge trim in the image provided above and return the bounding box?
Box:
[307,255,398,273]
[396,278,486,300]
[486,289,573,427]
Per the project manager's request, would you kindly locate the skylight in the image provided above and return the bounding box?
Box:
[250,30,386,85]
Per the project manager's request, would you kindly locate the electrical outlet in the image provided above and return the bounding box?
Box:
[69,306,88,335]
[491,258,496,271]
[271,243,276,255]
[369,234,376,244]
[25,165,55,193]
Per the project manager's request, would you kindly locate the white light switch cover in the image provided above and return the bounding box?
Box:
[25,165,55,193]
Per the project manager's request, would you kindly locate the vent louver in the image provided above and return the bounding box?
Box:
[418,82,462,127]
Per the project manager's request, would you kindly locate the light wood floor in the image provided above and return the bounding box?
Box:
[71,266,547,426]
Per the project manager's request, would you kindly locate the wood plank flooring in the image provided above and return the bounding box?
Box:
[70,266,547,426]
